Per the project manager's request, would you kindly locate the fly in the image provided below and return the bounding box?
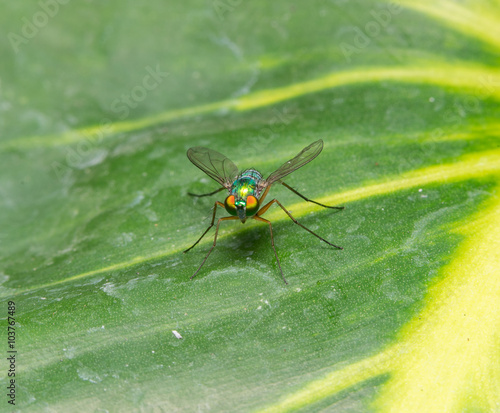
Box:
[184,139,344,284]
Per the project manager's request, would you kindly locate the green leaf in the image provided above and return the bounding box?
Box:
[1,1,499,412]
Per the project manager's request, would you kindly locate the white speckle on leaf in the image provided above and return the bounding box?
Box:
[346,216,366,233]
[402,206,459,254]
[142,208,158,222]
[211,34,243,61]
[0,272,17,296]
[72,149,109,169]
[128,191,145,207]
[77,367,102,384]
[87,325,106,333]
[101,282,116,295]
[63,346,77,359]
[113,232,136,247]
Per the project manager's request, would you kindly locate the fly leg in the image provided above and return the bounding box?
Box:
[189,216,238,280]
[257,199,343,250]
[188,187,225,198]
[281,182,344,210]
[184,201,225,253]
[253,215,287,285]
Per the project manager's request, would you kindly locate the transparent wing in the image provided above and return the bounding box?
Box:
[187,147,239,189]
[260,140,324,190]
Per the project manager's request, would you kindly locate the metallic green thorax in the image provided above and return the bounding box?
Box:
[230,169,262,201]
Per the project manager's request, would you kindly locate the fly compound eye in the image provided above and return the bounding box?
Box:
[224,195,237,216]
[245,195,259,216]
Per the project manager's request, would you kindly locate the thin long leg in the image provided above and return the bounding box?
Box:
[281,182,344,210]
[190,216,238,280]
[258,184,272,205]
[184,201,225,253]
[188,187,225,198]
[253,215,287,285]
[257,199,343,250]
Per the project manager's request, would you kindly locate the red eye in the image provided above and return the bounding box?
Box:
[224,195,237,216]
[245,195,259,216]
